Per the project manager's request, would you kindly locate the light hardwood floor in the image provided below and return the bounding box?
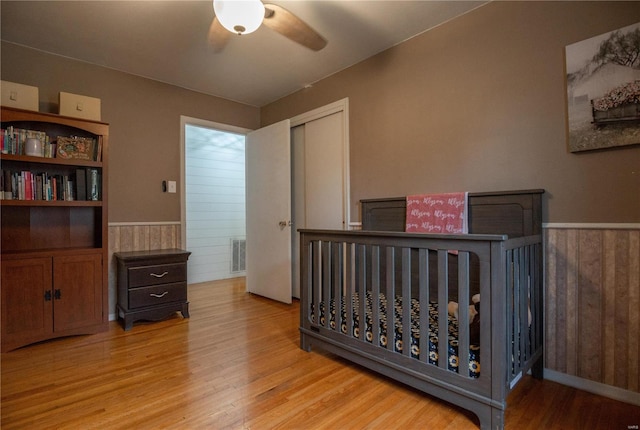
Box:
[2,278,639,429]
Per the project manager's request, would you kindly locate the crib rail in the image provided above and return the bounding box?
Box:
[299,229,543,402]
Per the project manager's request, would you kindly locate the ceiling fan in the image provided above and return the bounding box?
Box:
[209,0,327,52]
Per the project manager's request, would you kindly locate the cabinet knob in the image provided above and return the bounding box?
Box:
[44,290,52,301]
[150,271,169,278]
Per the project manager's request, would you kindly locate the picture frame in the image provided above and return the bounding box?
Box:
[565,22,640,152]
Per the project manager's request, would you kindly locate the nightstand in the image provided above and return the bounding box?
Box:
[115,249,191,330]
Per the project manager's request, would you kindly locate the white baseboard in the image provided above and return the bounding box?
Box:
[545,368,640,406]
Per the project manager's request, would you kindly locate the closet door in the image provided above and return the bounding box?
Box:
[303,112,346,230]
[291,102,349,298]
[245,119,292,304]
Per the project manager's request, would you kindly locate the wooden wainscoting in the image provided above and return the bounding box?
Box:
[107,222,182,319]
[545,226,640,394]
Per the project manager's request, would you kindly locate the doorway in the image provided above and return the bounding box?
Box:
[180,99,349,299]
[181,117,251,284]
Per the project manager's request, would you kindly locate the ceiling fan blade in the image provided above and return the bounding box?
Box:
[263,3,327,51]
[208,16,230,52]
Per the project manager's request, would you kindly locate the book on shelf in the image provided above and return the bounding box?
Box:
[0,168,93,202]
[87,168,100,200]
[76,168,87,201]
[1,126,101,161]
[3,169,12,200]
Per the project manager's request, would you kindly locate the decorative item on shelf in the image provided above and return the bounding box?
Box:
[1,80,39,112]
[56,136,96,161]
[24,138,42,157]
[58,92,101,121]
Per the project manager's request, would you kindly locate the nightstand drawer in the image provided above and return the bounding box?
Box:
[128,263,187,288]
[129,282,187,309]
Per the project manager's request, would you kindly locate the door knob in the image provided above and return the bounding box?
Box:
[278,220,291,229]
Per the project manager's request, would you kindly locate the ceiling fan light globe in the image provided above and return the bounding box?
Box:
[213,0,265,35]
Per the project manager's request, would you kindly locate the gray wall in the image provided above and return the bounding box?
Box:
[261,1,640,224]
[2,2,639,224]
[1,42,260,222]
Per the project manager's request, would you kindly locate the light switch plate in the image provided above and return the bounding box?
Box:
[168,181,177,193]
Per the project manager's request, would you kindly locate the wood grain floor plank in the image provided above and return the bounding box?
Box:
[2,278,638,429]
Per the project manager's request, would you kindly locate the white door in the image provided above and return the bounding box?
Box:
[245,119,292,304]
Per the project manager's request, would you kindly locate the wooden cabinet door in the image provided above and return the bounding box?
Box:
[53,254,103,332]
[1,258,53,351]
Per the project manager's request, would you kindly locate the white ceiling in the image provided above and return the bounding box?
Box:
[0,1,486,107]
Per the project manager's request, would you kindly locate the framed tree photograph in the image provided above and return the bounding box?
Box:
[565,22,640,152]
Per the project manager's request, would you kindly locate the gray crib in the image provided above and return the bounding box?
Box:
[299,189,544,429]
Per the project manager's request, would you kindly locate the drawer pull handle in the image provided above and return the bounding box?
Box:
[150,292,169,298]
[150,271,169,278]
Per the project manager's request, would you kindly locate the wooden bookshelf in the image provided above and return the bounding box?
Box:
[1,106,109,352]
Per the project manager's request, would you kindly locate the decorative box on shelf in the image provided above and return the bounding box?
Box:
[1,81,39,112]
[59,91,101,121]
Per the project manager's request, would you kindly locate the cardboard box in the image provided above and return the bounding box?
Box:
[1,80,39,111]
[59,91,101,121]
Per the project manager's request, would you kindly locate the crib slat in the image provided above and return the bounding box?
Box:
[529,244,537,352]
[371,246,380,347]
[457,251,470,377]
[304,239,312,325]
[322,241,332,329]
[357,244,366,342]
[506,249,515,378]
[437,250,449,370]
[531,243,542,352]
[313,241,321,328]
[521,247,528,363]
[522,246,535,360]
[419,249,429,363]
[402,248,412,358]
[346,243,354,339]
[386,246,395,351]
[333,242,342,334]
[518,246,526,368]
[517,247,524,374]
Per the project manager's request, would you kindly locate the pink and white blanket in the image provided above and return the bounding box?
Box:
[405,192,468,234]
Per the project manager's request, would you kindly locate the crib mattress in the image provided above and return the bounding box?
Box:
[311,292,480,378]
